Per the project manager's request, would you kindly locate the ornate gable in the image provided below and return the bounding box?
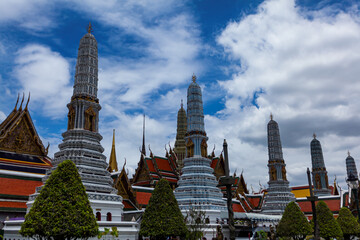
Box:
[0,109,47,156]
[115,167,138,208]
[132,155,151,185]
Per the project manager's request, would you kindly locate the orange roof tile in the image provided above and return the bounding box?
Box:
[233,202,246,212]
[136,191,152,205]
[0,177,42,196]
[0,201,27,208]
[146,159,156,172]
[211,158,219,169]
[155,158,172,172]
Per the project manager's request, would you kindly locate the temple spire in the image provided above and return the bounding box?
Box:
[88,22,93,33]
[141,114,146,156]
[174,100,187,169]
[107,129,118,172]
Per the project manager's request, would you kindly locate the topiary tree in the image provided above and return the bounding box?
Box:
[140,179,188,239]
[316,201,342,240]
[20,160,98,240]
[337,207,360,240]
[277,201,312,240]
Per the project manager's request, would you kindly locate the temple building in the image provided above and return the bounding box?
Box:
[310,134,331,196]
[174,74,226,218]
[261,114,295,215]
[173,101,187,170]
[4,25,138,239]
[346,152,358,179]
[0,95,52,226]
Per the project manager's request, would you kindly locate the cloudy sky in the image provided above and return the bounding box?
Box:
[0,0,359,191]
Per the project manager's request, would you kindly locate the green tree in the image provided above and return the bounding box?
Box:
[337,207,360,240]
[185,207,210,240]
[20,160,98,240]
[139,179,188,239]
[316,201,342,240]
[277,201,312,240]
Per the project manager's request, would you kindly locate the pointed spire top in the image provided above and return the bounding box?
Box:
[181,99,183,108]
[107,129,118,172]
[19,92,25,111]
[270,113,273,120]
[25,92,30,110]
[313,133,316,139]
[192,73,196,82]
[348,150,351,157]
[87,22,93,33]
[141,114,146,156]
[14,93,20,110]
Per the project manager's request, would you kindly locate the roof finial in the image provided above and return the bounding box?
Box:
[313,133,316,139]
[270,113,273,120]
[348,150,350,157]
[181,99,183,108]
[14,93,20,110]
[25,92,30,110]
[141,114,146,156]
[19,92,25,111]
[87,22,93,33]
[107,129,118,172]
[192,73,196,82]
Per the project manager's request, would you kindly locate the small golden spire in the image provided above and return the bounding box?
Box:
[14,93,20,110]
[19,92,25,111]
[87,22,93,33]
[313,133,316,139]
[25,92,30,110]
[270,113,273,120]
[192,73,196,82]
[107,129,118,172]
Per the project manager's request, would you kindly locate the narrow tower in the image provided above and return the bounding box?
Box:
[174,100,187,169]
[262,114,295,215]
[108,129,118,172]
[29,24,124,221]
[141,114,146,156]
[346,151,358,179]
[311,134,331,196]
[174,75,226,220]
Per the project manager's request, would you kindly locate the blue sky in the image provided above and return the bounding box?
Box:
[0,0,360,191]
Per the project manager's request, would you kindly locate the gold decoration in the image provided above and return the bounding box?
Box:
[186,138,194,157]
[282,166,287,181]
[84,106,96,132]
[67,105,75,130]
[270,166,277,181]
[201,139,208,157]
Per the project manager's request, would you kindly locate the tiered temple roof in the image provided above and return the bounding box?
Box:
[0,95,52,221]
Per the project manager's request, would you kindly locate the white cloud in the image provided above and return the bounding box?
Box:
[14,44,72,118]
[0,0,54,31]
[213,0,360,189]
[0,111,6,122]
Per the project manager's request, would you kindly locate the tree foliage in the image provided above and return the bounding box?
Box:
[337,207,360,240]
[185,207,210,240]
[20,160,98,240]
[139,179,188,239]
[277,201,312,240]
[316,201,342,240]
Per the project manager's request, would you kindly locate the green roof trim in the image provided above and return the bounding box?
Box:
[0,173,43,181]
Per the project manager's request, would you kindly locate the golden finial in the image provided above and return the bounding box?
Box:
[313,133,316,139]
[270,113,273,120]
[14,93,20,110]
[25,92,30,110]
[87,22,93,33]
[192,73,196,82]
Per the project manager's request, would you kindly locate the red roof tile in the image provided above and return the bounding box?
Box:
[146,159,156,172]
[136,191,152,205]
[0,177,42,196]
[211,158,219,169]
[155,158,172,172]
[233,202,246,213]
[0,201,27,209]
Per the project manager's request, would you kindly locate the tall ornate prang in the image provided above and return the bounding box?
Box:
[174,100,187,170]
[346,151,358,179]
[28,25,124,222]
[262,114,295,215]
[310,134,331,196]
[107,129,118,172]
[174,74,226,219]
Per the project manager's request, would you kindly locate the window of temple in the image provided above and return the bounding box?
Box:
[107,212,112,221]
[96,212,101,221]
